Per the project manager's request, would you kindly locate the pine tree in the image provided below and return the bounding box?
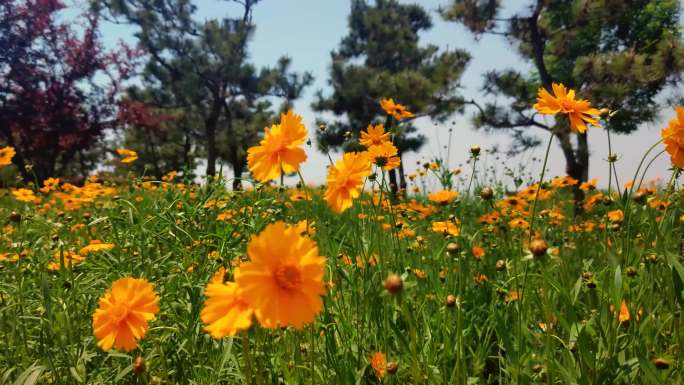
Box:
[441,0,684,192]
[314,0,470,194]
[98,0,311,180]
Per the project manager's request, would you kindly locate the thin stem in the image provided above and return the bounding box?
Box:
[528,133,554,241]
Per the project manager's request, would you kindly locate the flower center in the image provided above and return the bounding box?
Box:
[374,156,388,167]
[274,265,302,291]
[110,302,131,324]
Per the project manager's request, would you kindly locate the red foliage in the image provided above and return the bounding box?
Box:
[0,0,134,180]
[117,100,174,130]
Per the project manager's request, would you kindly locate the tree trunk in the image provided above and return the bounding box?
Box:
[398,152,407,197]
[232,157,245,191]
[388,168,399,198]
[557,130,589,212]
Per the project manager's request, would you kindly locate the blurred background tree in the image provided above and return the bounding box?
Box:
[97,0,312,184]
[0,0,133,183]
[313,0,471,194]
[441,0,684,193]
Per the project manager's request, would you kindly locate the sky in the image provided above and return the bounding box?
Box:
[87,0,677,189]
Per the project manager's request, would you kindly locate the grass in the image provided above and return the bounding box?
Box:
[0,156,682,385]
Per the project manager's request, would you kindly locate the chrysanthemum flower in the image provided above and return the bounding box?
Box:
[380,98,414,120]
[428,190,458,204]
[92,277,159,352]
[80,240,115,255]
[366,141,401,171]
[201,267,253,339]
[39,177,61,194]
[0,146,16,167]
[432,221,460,236]
[579,178,598,192]
[47,250,85,271]
[661,106,684,167]
[359,124,390,147]
[116,148,138,164]
[12,188,41,204]
[533,83,601,133]
[607,209,624,223]
[247,111,308,182]
[324,152,371,213]
[235,221,326,329]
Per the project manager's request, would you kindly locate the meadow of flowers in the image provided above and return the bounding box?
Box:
[0,85,683,384]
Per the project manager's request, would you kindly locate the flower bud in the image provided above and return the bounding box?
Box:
[383,274,403,295]
[529,239,548,258]
[479,187,494,200]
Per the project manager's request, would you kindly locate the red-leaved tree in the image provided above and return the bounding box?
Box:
[0,0,134,182]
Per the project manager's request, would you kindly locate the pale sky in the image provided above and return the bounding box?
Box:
[87,0,679,189]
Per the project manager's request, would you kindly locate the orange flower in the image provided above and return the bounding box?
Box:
[472,245,485,259]
[432,221,460,236]
[12,188,41,204]
[428,190,458,204]
[508,218,529,229]
[579,178,597,192]
[366,141,401,171]
[92,277,159,351]
[325,152,371,213]
[380,98,414,120]
[0,146,16,167]
[370,351,387,379]
[550,176,579,188]
[533,83,601,133]
[40,177,60,193]
[235,222,326,329]
[116,148,138,164]
[359,124,390,147]
[80,240,115,255]
[607,209,624,223]
[661,106,684,167]
[200,268,254,339]
[247,111,308,182]
[47,250,85,271]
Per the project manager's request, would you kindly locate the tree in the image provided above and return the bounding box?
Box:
[313,0,470,194]
[441,0,684,190]
[115,98,192,178]
[98,0,312,180]
[0,0,132,182]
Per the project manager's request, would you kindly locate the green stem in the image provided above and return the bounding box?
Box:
[528,132,554,240]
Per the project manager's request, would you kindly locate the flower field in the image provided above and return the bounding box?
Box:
[0,91,683,385]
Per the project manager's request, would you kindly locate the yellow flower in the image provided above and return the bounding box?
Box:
[80,240,115,255]
[324,152,371,213]
[607,209,624,223]
[366,141,401,171]
[579,178,597,192]
[428,190,458,204]
[40,177,60,193]
[380,98,414,120]
[116,148,138,164]
[0,146,16,167]
[533,83,601,133]
[247,111,308,182]
[47,250,85,271]
[661,106,684,168]
[508,217,529,229]
[431,221,460,236]
[359,124,390,147]
[235,222,326,329]
[92,277,159,351]
[12,188,41,204]
[200,268,253,339]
